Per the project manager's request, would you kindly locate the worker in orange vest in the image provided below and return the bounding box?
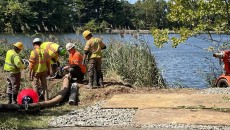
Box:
[4,42,26,104]
[29,38,50,101]
[82,30,106,89]
[63,43,86,83]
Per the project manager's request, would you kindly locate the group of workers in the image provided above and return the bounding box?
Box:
[3,30,106,104]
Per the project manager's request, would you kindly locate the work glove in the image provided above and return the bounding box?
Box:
[61,66,65,71]
[22,59,29,68]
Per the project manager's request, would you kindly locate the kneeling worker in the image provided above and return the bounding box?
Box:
[63,43,86,83]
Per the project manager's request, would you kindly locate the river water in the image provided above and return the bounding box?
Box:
[0,33,226,88]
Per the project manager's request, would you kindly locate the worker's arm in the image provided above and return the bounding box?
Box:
[29,51,35,80]
[45,51,51,76]
[82,51,89,66]
[14,56,26,69]
[46,59,50,76]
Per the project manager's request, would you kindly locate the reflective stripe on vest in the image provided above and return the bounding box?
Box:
[4,50,20,73]
[5,54,16,66]
[33,49,47,64]
[32,48,49,73]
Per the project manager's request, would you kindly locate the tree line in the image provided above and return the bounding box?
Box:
[0,0,175,33]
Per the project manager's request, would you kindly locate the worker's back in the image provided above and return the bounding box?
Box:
[40,42,59,58]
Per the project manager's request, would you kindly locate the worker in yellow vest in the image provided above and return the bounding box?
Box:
[4,42,26,104]
[29,38,51,101]
[40,39,66,76]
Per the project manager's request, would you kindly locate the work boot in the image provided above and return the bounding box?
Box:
[7,94,12,104]
[44,89,48,101]
[99,80,104,88]
[86,73,94,89]
[86,83,93,89]
[12,94,18,104]
[97,73,104,87]
[38,89,44,101]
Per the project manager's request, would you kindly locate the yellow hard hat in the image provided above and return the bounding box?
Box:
[13,42,24,50]
[82,30,91,39]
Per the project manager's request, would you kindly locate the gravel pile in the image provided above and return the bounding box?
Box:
[196,87,230,94]
[49,101,136,127]
[49,88,230,130]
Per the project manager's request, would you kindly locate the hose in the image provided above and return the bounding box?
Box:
[0,76,70,111]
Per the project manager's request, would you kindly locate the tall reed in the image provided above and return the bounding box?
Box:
[103,39,165,88]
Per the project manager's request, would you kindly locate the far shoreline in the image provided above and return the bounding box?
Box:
[107,29,225,34]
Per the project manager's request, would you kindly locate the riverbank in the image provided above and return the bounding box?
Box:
[48,87,230,130]
[1,80,230,130]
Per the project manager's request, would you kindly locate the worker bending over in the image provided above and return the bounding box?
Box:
[38,38,66,76]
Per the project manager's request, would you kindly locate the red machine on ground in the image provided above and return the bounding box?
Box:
[17,88,39,105]
[213,50,230,87]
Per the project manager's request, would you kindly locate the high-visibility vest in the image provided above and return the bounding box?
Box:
[40,42,59,59]
[4,49,24,73]
[29,48,50,73]
[69,50,86,74]
[84,37,105,59]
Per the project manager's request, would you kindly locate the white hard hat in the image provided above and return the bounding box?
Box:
[66,43,75,51]
[33,38,41,43]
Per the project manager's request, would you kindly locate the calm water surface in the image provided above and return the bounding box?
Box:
[0,33,225,88]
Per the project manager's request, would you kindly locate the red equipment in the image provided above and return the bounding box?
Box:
[213,51,230,87]
[17,88,39,105]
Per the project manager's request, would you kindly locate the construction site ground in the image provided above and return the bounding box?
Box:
[102,93,230,125]
[40,82,230,130]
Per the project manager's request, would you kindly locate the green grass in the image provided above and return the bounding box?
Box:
[0,105,73,129]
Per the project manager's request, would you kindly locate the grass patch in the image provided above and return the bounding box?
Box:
[177,105,206,109]
[0,105,73,129]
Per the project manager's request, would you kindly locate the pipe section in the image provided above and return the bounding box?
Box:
[0,76,70,111]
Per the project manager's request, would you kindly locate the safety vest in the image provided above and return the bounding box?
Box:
[84,37,105,59]
[41,42,59,60]
[4,49,22,73]
[30,48,49,73]
[69,50,86,73]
